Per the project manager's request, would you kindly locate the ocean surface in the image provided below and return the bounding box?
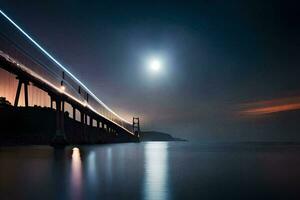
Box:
[1,142,300,200]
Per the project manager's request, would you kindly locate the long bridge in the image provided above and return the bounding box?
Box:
[0,10,140,144]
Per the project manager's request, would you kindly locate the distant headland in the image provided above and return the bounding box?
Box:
[139,131,187,142]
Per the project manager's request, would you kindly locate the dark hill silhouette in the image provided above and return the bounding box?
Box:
[0,97,12,107]
[140,131,186,142]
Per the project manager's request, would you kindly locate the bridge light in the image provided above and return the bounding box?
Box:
[60,81,65,92]
[83,100,88,107]
[60,85,65,92]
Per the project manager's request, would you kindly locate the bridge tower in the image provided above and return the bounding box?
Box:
[132,117,140,137]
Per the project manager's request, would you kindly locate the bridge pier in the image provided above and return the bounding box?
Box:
[89,116,93,127]
[73,107,76,120]
[51,97,67,146]
[14,77,29,107]
[80,110,84,124]
[50,97,53,109]
[62,100,65,113]
[84,113,87,125]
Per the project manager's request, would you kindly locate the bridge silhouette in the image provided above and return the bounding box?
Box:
[0,10,140,145]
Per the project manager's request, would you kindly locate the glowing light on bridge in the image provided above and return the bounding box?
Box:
[60,85,65,92]
[0,9,130,124]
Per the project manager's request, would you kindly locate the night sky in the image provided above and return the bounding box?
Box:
[1,0,300,141]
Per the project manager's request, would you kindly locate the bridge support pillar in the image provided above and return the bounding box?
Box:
[73,107,76,120]
[90,116,93,127]
[80,111,84,124]
[24,82,28,107]
[62,100,65,113]
[14,78,29,107]
[50,97,53,109]
[51,98,67,146]
[14,80,22,107]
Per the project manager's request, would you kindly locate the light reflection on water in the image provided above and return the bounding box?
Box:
[105,147,113,184]
[144,142,169,200]
[70,147,82,200]
[87,151,96,185]
[2,143,300,199]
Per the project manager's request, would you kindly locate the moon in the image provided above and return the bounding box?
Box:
[149,58,162,72]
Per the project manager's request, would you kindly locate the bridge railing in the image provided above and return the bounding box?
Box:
[0,11,132,132]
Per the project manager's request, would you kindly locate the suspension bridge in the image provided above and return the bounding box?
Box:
[0,10,140,145]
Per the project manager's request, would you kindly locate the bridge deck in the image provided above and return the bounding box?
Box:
[0,51,135,136]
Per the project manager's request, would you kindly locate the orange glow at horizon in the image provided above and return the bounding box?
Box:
[0,68,50,107]
[0,64,132,129]
[239,96,300,116]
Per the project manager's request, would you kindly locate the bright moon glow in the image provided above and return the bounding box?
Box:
[150,59,161,71]
[149,58,162,73]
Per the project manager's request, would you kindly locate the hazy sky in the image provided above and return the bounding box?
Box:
[1,0,300,141]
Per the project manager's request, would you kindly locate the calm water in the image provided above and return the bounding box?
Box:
[1,142,300,200]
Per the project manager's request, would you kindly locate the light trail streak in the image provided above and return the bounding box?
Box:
[239,96,300,116]
[242,103,300,115]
